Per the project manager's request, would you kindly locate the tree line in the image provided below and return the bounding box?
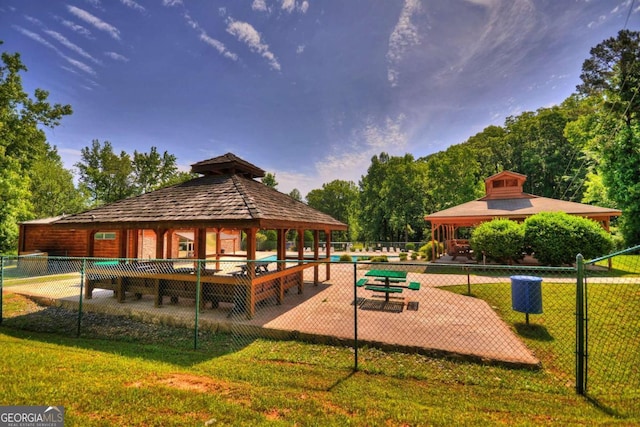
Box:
[1,30,638,254]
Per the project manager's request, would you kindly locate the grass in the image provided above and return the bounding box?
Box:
[592,254,640,277]
[443,280,640,419]
[1,292,639,425]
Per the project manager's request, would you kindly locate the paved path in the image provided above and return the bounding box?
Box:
[6,263,541,369]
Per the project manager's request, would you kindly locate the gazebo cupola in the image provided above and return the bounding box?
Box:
[482,171,528,200]
[190,152,266,179]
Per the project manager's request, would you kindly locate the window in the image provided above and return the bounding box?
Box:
[95,232,116,240]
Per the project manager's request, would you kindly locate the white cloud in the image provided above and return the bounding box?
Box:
[282,0,295,13]
[200,33,239,61]
[24,15,44,26]
[281,0,308,14]
[162,0,183,6]
[252,0,268,12]
[178,10,239,62]
[226,19,281,70]
[59,18,93,39]
[45,30,101,64]
[84,0,102,8]
[13,25,58,51]
[120,0,145,13]
[270,170,318,198]
[14,25,97,76]
[386,0,422,87]
[105,51,129,61]
[63,56,97,76]
[357,115,408,150]
[296,44,305,54]
[67,5,121,40]
[312,114,408,191]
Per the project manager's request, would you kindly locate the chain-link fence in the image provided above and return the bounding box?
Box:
[0,252,638,416]
[580,247,640,418]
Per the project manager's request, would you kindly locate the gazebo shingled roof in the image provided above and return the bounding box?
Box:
[54,173,346,231]
[55,153,346,231]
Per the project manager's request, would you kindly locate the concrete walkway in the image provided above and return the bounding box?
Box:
[6,263,541,369]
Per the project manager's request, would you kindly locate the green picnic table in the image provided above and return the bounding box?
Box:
[364,269,408,302]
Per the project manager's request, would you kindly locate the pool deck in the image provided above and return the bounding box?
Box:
[5,262,541,369]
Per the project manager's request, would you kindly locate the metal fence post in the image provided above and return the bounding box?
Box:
[353,261,358,371]
[0,256,4,325]
[78,258,86,338]
[194,259,201,350]
[575,253,585,395]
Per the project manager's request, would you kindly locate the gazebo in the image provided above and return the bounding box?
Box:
[46,152,348,317]
[424,171,622,261]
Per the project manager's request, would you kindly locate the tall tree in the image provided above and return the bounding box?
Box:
[132,146,178,194]
[76,140,134,206]
[29,149,86,217]
[0,43,73,252]
[423,145,484,213]
[262,172,278,189]
[358,153,390,242]
[504,107,585,200]
[306,179,359,240]
[576,30,640,244]
[577,29,640,127]
[288,188,302,201]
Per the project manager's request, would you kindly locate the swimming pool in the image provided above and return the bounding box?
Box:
[258,254,398,262]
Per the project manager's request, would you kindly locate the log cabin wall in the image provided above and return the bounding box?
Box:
[20,224,89,257]
[93,232,119,258]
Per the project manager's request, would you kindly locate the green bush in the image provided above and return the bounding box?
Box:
[410,252,418,260]
[419,241,443,261]
[399,252,408,261]
[470,219,524,264]
[405,242,415,251]
[339,254,353,262]
[523,212,613,266]
[370,255,388,262]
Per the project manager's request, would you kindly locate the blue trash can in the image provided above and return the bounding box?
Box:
[510,275,543,314]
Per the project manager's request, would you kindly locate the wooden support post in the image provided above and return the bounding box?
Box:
[87,230,96,258]
[313,229,320,285]
[297,229,304,293]
[244,227,258,318]
[276,229,287,304]
[325,230,331,280]
[155,228,166,259]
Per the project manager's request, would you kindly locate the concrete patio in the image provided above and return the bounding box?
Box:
[6,263,540,369]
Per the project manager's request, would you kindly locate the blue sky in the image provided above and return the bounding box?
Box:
[1,1,638,197]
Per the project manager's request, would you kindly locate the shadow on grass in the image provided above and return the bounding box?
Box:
[0,304,258,367]
[514,322,554,342]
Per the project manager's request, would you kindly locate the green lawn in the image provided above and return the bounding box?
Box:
[444,280,640,419]
[1,292,638,426]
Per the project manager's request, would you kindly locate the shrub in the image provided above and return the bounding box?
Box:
[410,252,418,260]
[419,241,444,261]
[399,252,408,261]
[339,254,353,262]
[524,212,613,266]
[370,255,388,262]
[405,242,416,251]
[470,219,524,264]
